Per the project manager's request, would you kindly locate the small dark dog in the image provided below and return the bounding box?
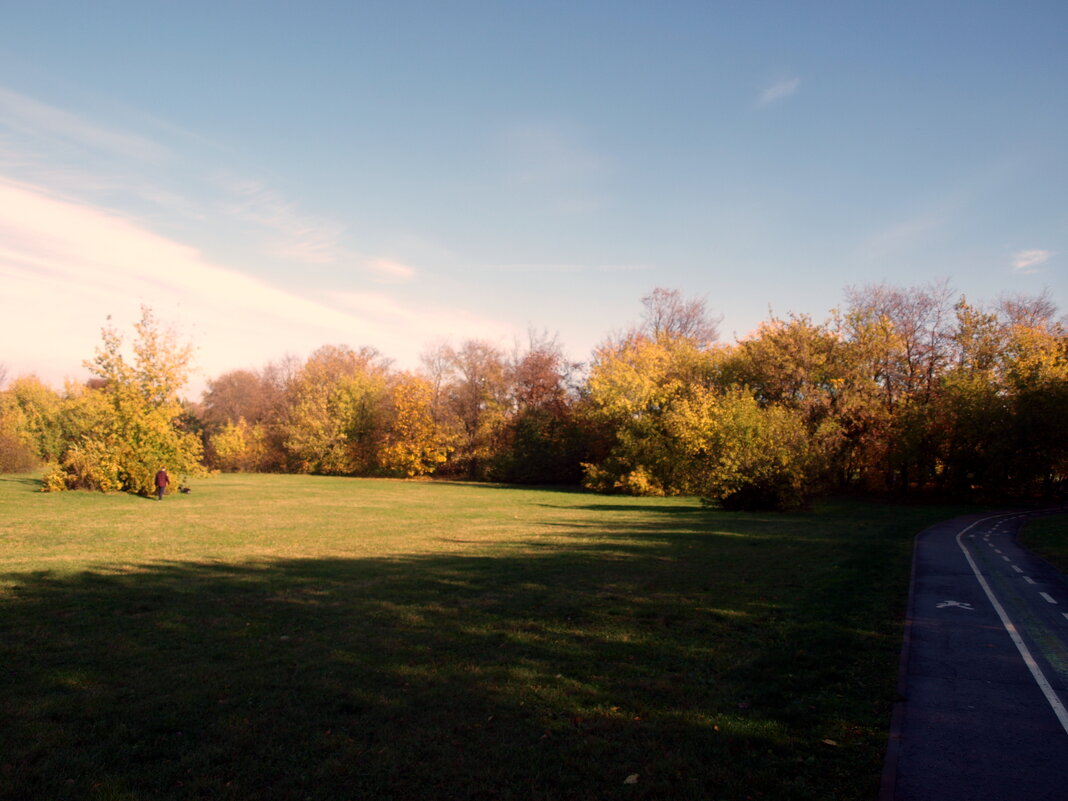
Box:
[178,486,192,494]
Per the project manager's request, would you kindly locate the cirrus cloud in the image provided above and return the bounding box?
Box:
[1012,249,1052,274]
[0,176,508,393]
[757,76,801,107]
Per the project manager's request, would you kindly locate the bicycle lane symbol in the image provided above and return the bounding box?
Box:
[936,600,974,610]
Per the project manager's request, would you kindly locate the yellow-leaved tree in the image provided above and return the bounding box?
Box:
[282,345,391,475]
[209,417,270,472]
[582,331,720,495]
[379,372,453,477]
[664,386,817,510]
[43,307,204,495]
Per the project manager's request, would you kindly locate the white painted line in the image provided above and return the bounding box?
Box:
[995,549,1003,554]
[956,516,1068,736]
[1024,576,1037,584]
[1040,593,1058,605]
[1012,565,1023,573]
[1003,556,1011,562]
[1063,613,1068,622]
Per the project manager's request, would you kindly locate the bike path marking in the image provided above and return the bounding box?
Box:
[956,514,1068,735]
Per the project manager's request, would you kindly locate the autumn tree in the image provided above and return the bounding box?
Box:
[929,298,1012,492]
[210,417,271,473]
[722,314,864,490]
[379,372,453,477]
[640,287,721,348]
[282,345,391,475]
[424,340,510,479]
[202,363,293,471]
[665,386,816,510]
[43,307,203,494]
[998,289,1059,329]
[0,379,45,472]
[583,291,723,495]
[201,369,277,429]
[489,332,586,483]
[838,282,956,491]
[0,375,65,470]
[1001,313,1068,494]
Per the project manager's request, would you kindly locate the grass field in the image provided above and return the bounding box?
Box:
[1020,511,1068,574]
[0,473,976,800]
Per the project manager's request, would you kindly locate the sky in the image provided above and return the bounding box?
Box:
[1,1,1065,396]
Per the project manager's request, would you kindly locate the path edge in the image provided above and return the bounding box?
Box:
[877,519,924,801]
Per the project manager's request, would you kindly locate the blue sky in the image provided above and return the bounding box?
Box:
[1,1,1065,393]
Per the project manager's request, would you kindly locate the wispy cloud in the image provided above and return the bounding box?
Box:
[504,122,605,185]
[0,86,170,163]
[857,211,945,263]
[0,87,362,270]
[494,263,651,274]
[215,176,347,265]
[0,87,426,291]
[500,120,609,213]
[757,76,801,106]
[0,178,507,391]
[366,258,416,281]
[329,291,513,344]
[1012,249,1052,274]
[214,177,418,280]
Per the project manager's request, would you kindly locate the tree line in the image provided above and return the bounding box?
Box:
[2,284,1065,509]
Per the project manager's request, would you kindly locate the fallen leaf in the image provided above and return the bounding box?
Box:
[624,774,639,785]
[821,739,838,746]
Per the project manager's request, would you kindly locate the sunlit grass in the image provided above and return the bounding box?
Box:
[0,473,975,800]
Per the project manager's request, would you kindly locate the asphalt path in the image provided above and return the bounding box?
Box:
[882,511,1068,801]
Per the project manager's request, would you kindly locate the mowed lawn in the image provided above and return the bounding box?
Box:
[0,473,972,801]
[1020,512,1068,574]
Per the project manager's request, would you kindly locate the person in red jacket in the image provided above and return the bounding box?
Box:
[154,467,170,501]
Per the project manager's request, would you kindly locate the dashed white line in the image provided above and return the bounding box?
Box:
[1003,556,1011,562]
[1024,576,1037,584]
[956,514,1068,735]
[1063,613,1068,622]
[1012,565,1023,573]
[1040,593,1058,605]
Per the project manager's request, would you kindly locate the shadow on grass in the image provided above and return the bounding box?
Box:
[537,502,712,515]
[428,480,589,495]
[0,506,920,801]
[0,475,43,492]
